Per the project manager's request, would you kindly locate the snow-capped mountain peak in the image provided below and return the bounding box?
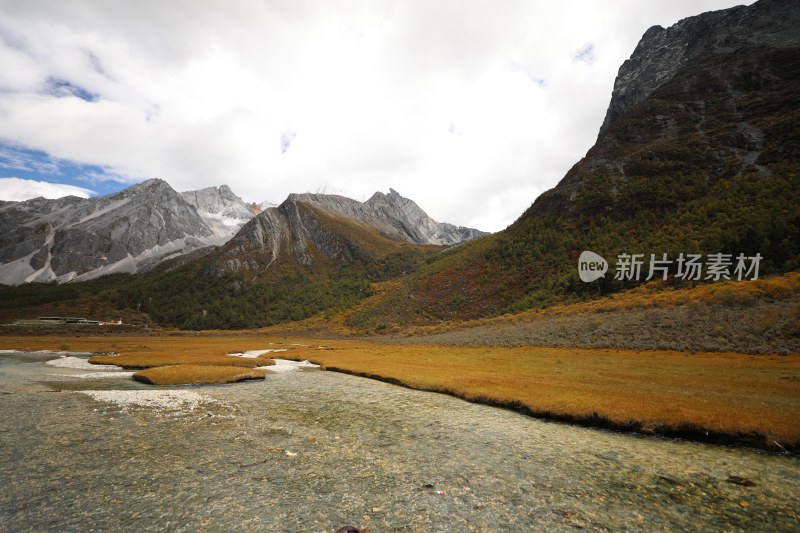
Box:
[180,185,255,242]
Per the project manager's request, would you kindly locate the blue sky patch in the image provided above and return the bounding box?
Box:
[574,43,596,64]
[45,78,98,102]
[0,142,134,197]
[280,131,297,154]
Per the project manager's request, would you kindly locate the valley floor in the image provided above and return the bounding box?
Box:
[1,333,798,451]
[3,351,798,531]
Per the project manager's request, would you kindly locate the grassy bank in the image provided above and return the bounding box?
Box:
[133,365,267,385]
[281,342,800,452]
[1,334,798,449]
[89,353,269,370]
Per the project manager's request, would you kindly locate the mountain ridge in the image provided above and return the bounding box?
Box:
[2,0,796,333]
[0,179,487,287]
[214,188,488,276]
[531,0,800,221]
[0,178,217,284]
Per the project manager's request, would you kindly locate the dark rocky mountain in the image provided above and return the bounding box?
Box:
[0,179,218,284]
[215,189,488,275]
[346,0,800,328]
[599,0,799,134]
[532,0,800,220]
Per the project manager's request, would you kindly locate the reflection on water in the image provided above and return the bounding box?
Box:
[0,351,141,392]
[0,350,798,531]
[0,351,85,364]
[44,377,152,392]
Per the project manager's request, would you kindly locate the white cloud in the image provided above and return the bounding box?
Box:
[0,177,94,201]
[0,0,751,231]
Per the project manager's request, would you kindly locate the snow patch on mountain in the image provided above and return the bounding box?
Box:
[181,185,255,242]
[0,179,218,284]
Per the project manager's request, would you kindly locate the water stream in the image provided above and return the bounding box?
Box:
[0,351,797,531]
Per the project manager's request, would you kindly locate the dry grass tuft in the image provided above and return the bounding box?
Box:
[133,365,267,385]
[89,354,270,370]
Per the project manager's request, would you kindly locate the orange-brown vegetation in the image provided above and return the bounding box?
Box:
[261,273,800,351]
[133,365,267,385]
[89,353,270,370]
[282,342,800,450]
[2,334,798,449]
[532,271,800,317]
[77,337,277,384]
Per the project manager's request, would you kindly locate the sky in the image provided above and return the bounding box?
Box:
[0,0,750,231]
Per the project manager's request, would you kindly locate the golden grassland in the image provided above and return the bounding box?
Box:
[1,334,798,449]
[133,364,267,385]
[532,271,800,316]
[89,353,271,370]
[4,335,279,384]
[82,337,276,384]
[283,343,800,449]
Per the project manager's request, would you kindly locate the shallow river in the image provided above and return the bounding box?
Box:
[0,351,798,532]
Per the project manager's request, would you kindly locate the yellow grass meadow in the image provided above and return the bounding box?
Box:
[2,334,798,448]
[133,364,267,385]
[283,342,800,449]
[89,353,269,369]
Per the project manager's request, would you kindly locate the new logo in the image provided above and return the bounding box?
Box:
[578,251,608,282]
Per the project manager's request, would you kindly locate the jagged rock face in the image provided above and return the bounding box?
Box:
[599,0,800,134]
[216,189,488,274]
[181,184,254,242]
[282,190,488,246]
[365,189,488,245]
[529,0,800,220]
[0,179,216,284]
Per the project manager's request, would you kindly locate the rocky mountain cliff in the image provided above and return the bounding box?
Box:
[365,189,487,246]
[532,0,800,219]
[599,0,799,134]
[181,184,255,242]
[346,0,800,328]
[216,189,487,275]
[0,179,219,284]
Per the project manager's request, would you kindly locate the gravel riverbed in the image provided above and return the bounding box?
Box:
[0,351,798,532]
